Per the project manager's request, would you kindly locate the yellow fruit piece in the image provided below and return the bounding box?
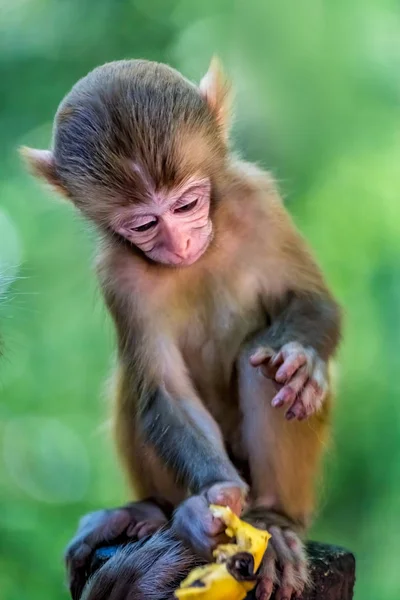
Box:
[213,543,241,562]
[175,563,248,600]
[175,505,271,600]
[210,505,271,573]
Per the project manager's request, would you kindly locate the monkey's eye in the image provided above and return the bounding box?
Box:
[131,220,157,233]
[174,199,198,214]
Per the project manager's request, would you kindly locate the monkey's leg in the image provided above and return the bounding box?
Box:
[65,498,171,600]
[238,351,330,600]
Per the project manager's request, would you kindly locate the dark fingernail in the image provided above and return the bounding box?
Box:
[286,411,295,420]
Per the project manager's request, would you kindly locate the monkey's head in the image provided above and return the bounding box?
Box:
[22,58,232,267]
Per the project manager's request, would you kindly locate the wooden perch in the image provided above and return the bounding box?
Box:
[89,541,356,599]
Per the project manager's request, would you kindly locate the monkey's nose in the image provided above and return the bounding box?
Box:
[175,238,191,258]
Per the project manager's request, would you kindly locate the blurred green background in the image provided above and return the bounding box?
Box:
[1,1,399,598]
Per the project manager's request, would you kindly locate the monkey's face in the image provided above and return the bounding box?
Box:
[111,177,213,266]
[21,59,230,265]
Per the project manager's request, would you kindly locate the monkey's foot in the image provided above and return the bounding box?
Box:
[172,482,247,559]
[250,342,328,421]
[65,500,169,600]
[255,525,308,600]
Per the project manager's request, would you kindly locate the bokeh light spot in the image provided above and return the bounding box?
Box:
[3,416,90,503]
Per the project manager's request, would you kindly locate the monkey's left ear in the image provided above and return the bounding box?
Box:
[199,57,232,139]
[19,147,69,198]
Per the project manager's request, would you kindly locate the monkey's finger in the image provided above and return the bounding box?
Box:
[206,481,246,516]
[310,360,329,397]
[268,526,293,564]
[282,530,307,566]
[276,561,297,600]
[211,532,230,547]
[69,567,88,600]
[126,521,140,538]
[275,352,307,383]
[67,543,96,600]
[256,577,274,600]
[276,564,306,599]
[299,379,324,417]
[271,385,296,408]
[172,494,227,558]
[296,560,309,590]
[249,347,275,367]
[127,520,158,539]
[65,541,92,569]
[280,534,308,595]
[275,583,294,600]
[289,371,326,420]
[270,350,284,367]
[257,545,278,600]
[66,542,94,600]
[287,396,307,420]
[188,527,227,559]
[284,368,309,420]
[194,509,224,537]
[82,509,132,549]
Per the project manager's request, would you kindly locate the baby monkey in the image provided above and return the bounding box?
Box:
[22,58,341,600]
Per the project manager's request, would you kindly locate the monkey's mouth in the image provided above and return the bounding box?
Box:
[172,238,211,267]
[180,247,207,266]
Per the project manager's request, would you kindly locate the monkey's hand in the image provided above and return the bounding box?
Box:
[172,483,247,560]
[243,509,309,600]
[250,342,328,421]
[65,500,168,600]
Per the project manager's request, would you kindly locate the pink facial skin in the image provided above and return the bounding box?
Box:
[113,178,213,266]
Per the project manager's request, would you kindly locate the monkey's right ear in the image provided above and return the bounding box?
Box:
[19,147,69,197]
[199,57,232,140]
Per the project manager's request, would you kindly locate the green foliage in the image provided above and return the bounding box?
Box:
[1,1,399,597]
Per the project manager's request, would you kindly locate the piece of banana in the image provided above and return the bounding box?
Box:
[175,505,271,600]
[174,562,249,600]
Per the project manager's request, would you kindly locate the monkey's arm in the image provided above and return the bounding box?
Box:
[260,289,341,360]
[250,215,342,421]
[140,382,244,493]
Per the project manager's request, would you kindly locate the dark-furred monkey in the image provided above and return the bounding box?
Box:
[22,58,342,600]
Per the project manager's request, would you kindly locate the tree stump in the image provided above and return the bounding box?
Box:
[89,541,356,599]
